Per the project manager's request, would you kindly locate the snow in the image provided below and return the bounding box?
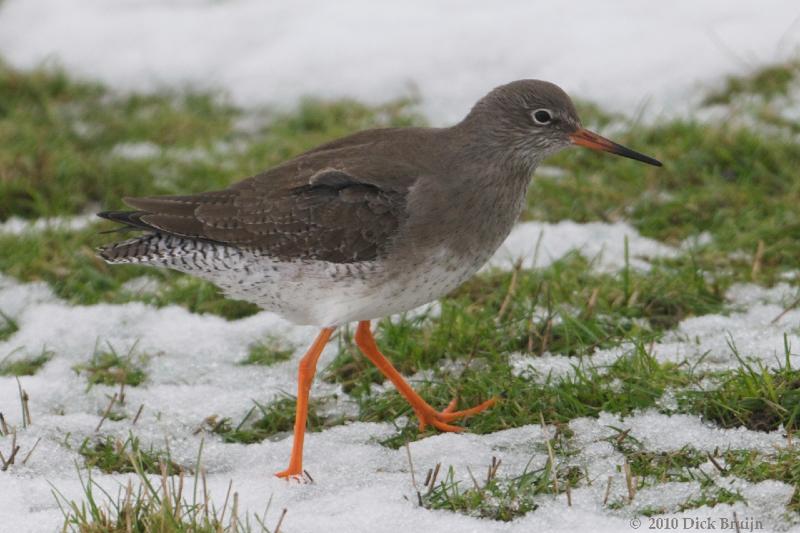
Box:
[2,2,800,530]
[510,282,800,384]
[0,214,96,235]
[0,1,799,124]
[1,253,799,531]
[2,336,797,533]
[488,220,676,272]
[0,215,794,531]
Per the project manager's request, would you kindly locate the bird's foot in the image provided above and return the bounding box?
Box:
[274,467,314,483]
[415,397,497,432]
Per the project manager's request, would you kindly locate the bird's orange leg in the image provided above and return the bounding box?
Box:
[354,320,496,432]
[275,327,335,479]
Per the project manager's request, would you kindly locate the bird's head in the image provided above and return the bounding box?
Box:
[462,79,661,170]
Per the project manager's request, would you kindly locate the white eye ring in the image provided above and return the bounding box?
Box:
[532,108,553,125]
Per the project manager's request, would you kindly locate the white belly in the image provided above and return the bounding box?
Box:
[161,243,489,326]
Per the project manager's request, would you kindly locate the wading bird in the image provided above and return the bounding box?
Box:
[98,80,661,479]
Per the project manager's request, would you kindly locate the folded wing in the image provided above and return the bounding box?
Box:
[99,148,417,264]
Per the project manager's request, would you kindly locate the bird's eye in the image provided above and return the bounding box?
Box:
[532,109,552,125]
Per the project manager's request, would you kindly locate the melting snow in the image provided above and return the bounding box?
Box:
[1,2,800,529]
[510,282,800,385]
[488,220,676,272]
[0,237,798,531]
[0,214,96,235]
[0,1,799,123]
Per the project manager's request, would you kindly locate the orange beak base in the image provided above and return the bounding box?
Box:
[570,128,662,167]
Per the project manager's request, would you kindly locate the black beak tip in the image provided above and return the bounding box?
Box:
[617,146,663,167]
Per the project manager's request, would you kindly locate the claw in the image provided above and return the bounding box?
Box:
[442,398,459,413]
[416,397,497,432]
[438,398,497,422]
[275,468,313,483]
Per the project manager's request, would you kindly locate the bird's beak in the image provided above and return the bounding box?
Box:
[570,128,662,167]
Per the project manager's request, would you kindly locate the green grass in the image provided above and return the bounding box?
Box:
[209,395,344,444]
[702,59,800,106]
[325,253,723,396]
[0,310,18,341]
[239,337,294,366]
[679,339,800,432]
[79,433,184,475]
[4,53,800,524]
[356,343,697,448]
[604,436,747,514]
[723,447,800,513]
[73,342,148,388]
[419,451,582,521]
[608,434,707,483]
[531,119,800,283]
[322,249,720,445]
[55,441,278,532]
[0,348,53,376]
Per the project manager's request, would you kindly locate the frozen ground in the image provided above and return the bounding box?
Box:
[2,2,800,531]
[489,220,676,272]
[0,214,97,236]
[0,1,799,123]
[1,224,799,532]
[511,281,800,382]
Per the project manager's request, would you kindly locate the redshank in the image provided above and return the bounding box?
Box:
[98,80,661,479]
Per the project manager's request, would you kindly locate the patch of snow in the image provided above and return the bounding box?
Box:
[1,272,799,532]
[680,231,714,250]
[779,271,800,281]
[488,220,677,272]
[0,214,97,235]
[511,282,800,382]
[653,285,800,372]
[1,1,799,124]
[533,165,567,179]
[119,275,161,296]
[510,347,625,383]
[109,140,243,163]
[571,412,787,455]
[109,141,161,160]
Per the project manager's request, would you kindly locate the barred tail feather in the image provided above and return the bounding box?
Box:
[96,211,207,264]
[98,233,214,265]
[98,234,165,264]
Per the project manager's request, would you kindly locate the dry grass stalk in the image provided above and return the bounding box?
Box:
[751,240,765,280]
[585,287,600,317]
[707,452,726,474]
[132,404,144,425]
[487,456,501,483]
[496,258,523,322]
[21,436,41,465]
[603,476,612,505]
[0,429,19,471]
[539,319,553,356]
[426,463,442,495]
[95,392,118,432]
[404,441,417,489]
[771,294,800,324]
[565,480,572,506]
[624,460,636,502]
[274,508,288,533]
[16,378,31,428]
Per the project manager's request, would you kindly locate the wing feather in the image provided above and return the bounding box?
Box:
[104,140,418,262]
